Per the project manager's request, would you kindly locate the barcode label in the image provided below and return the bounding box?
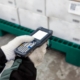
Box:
[70,3,77,10]
[68,1,80,15]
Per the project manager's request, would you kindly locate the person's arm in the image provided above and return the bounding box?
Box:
[10,57,36,80]
[0,35,34,73]
[0,35,47,80]
[0,49,7,73]
[0,57,37,80]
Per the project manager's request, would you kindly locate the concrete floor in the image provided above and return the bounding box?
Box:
[0,34,80,80]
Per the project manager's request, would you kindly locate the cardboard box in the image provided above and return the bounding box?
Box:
[0,4,19,24]
[18,9,48,30]
[15,0,45,15]
[0,0,15,6]
[49,17,80,44]
[46,0,80,24]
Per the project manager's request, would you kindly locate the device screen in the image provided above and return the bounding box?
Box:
[32,30,48,40]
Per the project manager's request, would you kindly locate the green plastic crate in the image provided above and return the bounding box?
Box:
[0,19,80,66]
[49,36,80,66]
[0,19,34,36]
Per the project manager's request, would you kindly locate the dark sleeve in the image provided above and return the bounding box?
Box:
[10,57,37,80]
[0,57,37,80]
[0,48,7,73]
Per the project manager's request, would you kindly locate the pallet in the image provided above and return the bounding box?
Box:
[0,19,80,67]
[49,36,80,67]
[0,19,33,36]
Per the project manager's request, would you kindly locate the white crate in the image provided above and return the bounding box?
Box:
[49,17,80,44]
[15,0,45,15]
[0,4,19,24]
[46,0,80,23]
[0,0,15,6]
[18,9,48,30]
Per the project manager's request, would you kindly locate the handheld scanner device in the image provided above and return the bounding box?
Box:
[14,27,53,57]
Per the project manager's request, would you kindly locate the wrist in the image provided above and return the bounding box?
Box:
[1,46,16,61]
[0,48,7,73]
[0,48,7,62]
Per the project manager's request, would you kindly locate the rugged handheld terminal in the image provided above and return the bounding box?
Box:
[14,27,53,57]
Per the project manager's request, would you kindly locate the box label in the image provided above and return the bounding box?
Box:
[68,1,80,15]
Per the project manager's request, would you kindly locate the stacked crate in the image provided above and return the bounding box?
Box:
[46,0,80,44]
[0,0,80,44]
[0,0,48,30]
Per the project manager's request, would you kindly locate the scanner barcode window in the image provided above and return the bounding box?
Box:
[70,3,76,10]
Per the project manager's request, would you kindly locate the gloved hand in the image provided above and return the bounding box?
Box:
[1,35,34,61]
[29,42,47,67]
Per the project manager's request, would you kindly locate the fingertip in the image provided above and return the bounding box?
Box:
[15,35,34,43]
[23,36,34,42]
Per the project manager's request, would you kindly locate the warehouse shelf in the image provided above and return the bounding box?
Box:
[0,19,80,66]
